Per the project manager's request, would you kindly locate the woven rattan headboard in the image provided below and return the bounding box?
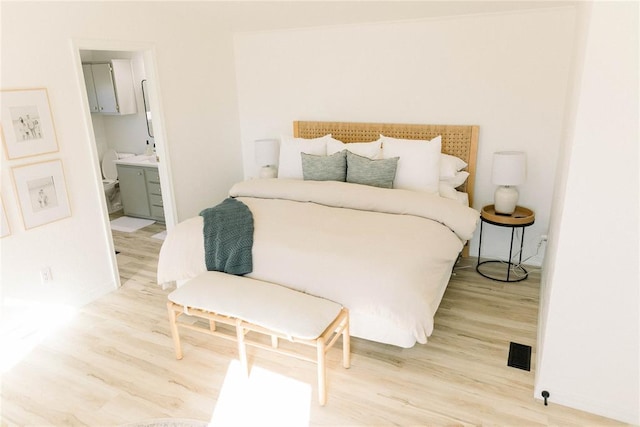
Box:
[293,121,479,208]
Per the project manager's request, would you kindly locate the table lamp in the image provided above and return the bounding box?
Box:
[492,151,526,215]
[254,138,279,178]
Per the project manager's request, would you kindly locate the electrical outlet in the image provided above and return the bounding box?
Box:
[537,234,548,246]
[40,266,53,284]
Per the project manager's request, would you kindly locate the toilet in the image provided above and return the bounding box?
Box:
[102,149,122,213]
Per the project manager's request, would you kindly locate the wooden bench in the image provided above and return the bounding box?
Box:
[166,271,350,405]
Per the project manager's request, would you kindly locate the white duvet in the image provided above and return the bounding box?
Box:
[157,179,479,348]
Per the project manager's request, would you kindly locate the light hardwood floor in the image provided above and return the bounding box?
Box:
[1,223,627,426]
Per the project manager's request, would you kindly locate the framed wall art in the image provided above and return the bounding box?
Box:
[1,88,59,159]
[12,159,71,229]
[0,196,10,238]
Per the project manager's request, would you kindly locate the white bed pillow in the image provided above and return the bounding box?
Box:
[380,135,441,193]
[439,183,470,206]
[439,171,470,206]
[327,138,382,159]
[277,134,332,179]
[440,153,468,179]
[440,171,469,188]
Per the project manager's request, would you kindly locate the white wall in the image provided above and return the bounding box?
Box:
[234,7,578,265]
[0,2,244,310]
[536,2,639,424]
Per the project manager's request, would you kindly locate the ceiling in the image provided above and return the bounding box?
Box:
[213,1,580,32]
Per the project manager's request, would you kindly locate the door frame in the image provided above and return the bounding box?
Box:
[71,39,176,288]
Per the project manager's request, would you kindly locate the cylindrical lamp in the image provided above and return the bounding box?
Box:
[492,151,526,215]
[254,138,279,178]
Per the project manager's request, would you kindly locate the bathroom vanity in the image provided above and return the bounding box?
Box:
[115,156,164,222]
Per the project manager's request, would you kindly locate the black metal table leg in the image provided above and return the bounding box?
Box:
[476,218,532,283]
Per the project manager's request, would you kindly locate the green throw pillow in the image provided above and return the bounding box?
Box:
[301,150,347,182]
[346,151,398,188]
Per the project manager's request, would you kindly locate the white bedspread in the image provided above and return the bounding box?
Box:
[157,179,479,347]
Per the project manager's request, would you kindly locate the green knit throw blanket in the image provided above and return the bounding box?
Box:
[199,198,253,275]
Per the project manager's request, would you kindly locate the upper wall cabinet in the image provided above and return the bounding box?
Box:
[82,60,137,115]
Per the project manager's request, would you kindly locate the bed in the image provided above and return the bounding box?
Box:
[157,121,480,348]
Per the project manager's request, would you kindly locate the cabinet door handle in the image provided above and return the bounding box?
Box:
[137,172,142,176]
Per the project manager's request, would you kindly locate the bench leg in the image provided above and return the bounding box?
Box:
[316,337,327,406]
[167,301,183,360]
[343,314,351,369]
[236,319,249,377]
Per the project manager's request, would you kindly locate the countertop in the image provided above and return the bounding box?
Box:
[114,154,159,168]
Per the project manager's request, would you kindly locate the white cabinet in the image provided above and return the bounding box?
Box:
[82,60,136,115]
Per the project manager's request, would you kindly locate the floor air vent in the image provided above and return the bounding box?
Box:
[508,342,531,371]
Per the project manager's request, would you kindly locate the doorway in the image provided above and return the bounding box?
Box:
[74,42,174,288]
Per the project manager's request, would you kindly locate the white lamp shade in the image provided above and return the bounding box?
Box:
[492,151,526,186]
[254,138,279,167]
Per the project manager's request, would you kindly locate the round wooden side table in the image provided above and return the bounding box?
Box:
[476,204,535,282]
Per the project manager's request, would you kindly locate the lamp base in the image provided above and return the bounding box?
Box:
[259,165,277,179]
[494,186,519,215]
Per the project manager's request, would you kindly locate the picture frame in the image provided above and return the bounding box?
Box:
[12,159,71,229]
[1,88,59,159]
[0,195,10,238]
